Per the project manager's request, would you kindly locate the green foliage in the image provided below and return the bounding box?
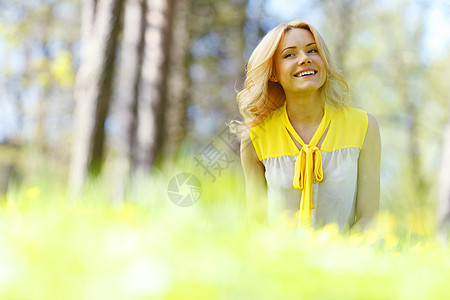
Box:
[0,2,449,297]
[50,50,76,89]
[0,172,449,299]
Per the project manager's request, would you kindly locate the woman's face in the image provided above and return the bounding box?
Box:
[272,28,326,97]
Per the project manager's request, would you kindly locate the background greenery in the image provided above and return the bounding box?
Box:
[0,0,449,298]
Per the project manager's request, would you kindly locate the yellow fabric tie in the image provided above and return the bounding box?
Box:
[281,102,332,227]
[293,145,324,226]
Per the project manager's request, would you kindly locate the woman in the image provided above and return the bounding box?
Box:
[237,21,381,232]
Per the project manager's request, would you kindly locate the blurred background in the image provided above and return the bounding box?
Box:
[0,0,449,232]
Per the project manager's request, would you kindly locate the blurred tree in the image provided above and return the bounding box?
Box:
[389,2,428,191]
[162,0,190,160]
[69,0,125,194]
[34,2,54,155]
[374,1,431,205]
[439,98,450,244]
[114,0,249,201]
[319,0,371,76]
[113,0,146,201]
[132,0,175,176]
[185,0,247,148]
[433,52,450,241]
[113,0,175,201]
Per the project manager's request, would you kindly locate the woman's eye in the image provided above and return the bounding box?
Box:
[284,53,294,59]
[308,49,318,53]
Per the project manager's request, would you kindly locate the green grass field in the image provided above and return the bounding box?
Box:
[0,169,449,300]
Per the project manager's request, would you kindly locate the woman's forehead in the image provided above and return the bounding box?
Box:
[279,28,315,48]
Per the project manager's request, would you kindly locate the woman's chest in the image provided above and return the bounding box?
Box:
[262,148,360,189]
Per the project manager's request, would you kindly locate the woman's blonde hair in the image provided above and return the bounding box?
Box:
[236,21,350,128]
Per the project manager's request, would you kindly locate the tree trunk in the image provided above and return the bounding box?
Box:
[162,0,189,160]
[69,0,125,195]
[13,43,31,141]
[36,38,51,155]
[35,3,54,155]
[113,0,146,203]
[132,0,175,176]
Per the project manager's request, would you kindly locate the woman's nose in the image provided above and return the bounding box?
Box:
[297,53,312,65]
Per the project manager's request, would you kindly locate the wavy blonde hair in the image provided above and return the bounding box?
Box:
[235,21,350,128]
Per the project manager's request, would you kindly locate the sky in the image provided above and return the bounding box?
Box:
[424,3,450,58]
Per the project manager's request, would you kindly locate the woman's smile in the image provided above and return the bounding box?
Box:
[294,68,318,78]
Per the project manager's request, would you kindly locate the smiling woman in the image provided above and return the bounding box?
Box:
[234,21,381,233]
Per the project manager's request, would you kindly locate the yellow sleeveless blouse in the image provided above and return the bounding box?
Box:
[250,103,368,230]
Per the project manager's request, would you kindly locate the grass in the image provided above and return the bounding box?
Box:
[0,168,449,300]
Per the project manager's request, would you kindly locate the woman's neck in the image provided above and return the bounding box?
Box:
[285,92,324,127]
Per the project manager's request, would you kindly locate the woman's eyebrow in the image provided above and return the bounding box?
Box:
[282,42,317,53]
[281,46,297,53]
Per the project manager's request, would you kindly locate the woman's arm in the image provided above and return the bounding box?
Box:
[353,114,381,231]
[240,128,268,227]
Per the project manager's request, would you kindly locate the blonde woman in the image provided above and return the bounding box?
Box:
[237,21,381,232]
